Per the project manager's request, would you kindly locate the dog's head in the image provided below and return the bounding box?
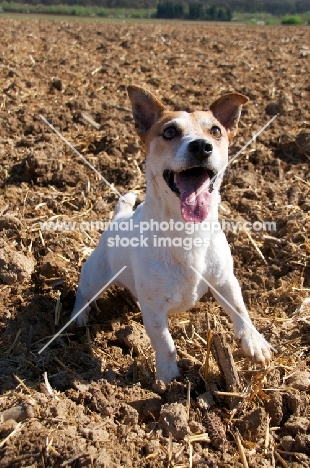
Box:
[128,85,248,223]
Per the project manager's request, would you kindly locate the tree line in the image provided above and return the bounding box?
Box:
[156,2,232,20]
[2,0,310,16]
[1,0,310,22]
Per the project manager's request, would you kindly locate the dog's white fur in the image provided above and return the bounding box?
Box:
[71,85,271,384]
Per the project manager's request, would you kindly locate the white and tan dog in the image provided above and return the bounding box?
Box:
[71,85,271,384]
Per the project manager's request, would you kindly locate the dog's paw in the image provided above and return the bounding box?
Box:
[239,329,271,368]
[70,305,90,327]
[156,361,180,385]
[114,192,136,215]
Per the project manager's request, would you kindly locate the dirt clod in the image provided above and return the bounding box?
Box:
[40,252,68,278]
[116,323,151,355]
[144,438,160,455]
[204,412,226,449]
[294,434,310,456]
[283,416,310,435]
[0,402,35,422]
[158,403,189,440]
[235,407,267,442]
[0,420,18,438]
[281,435,294,452]
[0,243,35,284]
[197,392,215,411]
[286,371,310,391]
[0,215,23,233]
[265,391,283,426]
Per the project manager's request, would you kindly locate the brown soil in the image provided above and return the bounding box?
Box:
[0,18,309,467]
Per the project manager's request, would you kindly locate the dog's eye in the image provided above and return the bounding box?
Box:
[163,126,177,140]
[210,126,222,139]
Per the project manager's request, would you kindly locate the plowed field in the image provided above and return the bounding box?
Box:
[0,18,309,467]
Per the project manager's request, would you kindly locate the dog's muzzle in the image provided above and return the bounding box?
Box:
[163,166,217,223]
[163,137,216,196]
[162,137,219,223]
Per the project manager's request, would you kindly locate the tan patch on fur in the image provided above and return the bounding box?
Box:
[143,110,229,153]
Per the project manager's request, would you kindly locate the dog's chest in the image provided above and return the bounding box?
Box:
[167,259,208,313]
[164,278,207,315]
[133,247,209,314]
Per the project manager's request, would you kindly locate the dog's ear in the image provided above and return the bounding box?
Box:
[210,93,249,140]
[127,85,166,136]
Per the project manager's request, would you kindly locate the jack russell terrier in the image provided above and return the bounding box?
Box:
[71,85,271,384]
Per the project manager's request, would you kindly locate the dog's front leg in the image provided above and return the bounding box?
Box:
[141,306,180,384]
[70,247,113,326]
[211,274,271,367]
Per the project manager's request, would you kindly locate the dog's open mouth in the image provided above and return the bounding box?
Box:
[163,167,216,223]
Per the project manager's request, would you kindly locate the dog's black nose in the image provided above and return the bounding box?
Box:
[188,139,213,159]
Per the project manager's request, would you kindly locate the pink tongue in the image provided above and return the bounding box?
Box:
[175,171,211,223]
